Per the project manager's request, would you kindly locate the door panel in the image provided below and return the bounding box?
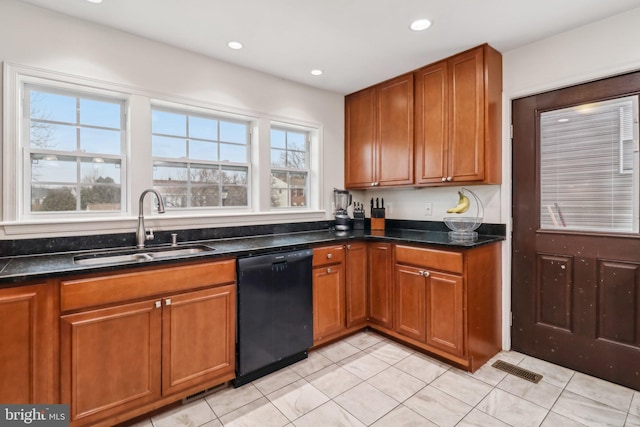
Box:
[512,70,640,390]
[535,254,573,331]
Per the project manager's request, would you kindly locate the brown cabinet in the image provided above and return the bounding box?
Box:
[394,265,426,342]
[0,281,58,404]
[414,44,502,185]
[367,242,393,328]
[345,73,414,189]
[426,270,464,356]
[312,242,368,345]
[345,242,367,328]
[59,259,236,427]
[312,245,346,344]
[388,243,501,371]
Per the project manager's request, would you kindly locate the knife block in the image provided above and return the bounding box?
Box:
[371,208,385,230]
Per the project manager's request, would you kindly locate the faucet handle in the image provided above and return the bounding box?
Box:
[145,228,155,241]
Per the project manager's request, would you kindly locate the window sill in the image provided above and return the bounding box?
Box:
[1,210,328,238]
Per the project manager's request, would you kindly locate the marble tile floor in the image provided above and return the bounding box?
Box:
[128,331,640,427]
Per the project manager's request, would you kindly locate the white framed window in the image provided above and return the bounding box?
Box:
[151,106,250,209]
[3,64,326,237]
[23,83,127,217]
[270,126,310,208]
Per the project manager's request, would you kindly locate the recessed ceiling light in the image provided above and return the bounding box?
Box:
[310,69,323,76]
[86,0,103,3]
[228,41,243,50]
[558,118,570,123]
[410,19,432,31]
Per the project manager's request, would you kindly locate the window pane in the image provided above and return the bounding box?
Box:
[271,129,286,149]
[189,140,218,162]
[191,165,219,183]
[160,186,188,208]
[221,166,248,185]
[31,185,77,212]
[223,186,247,207]
[31,123,76,151]
[287,131,306,151]
[220,121,246,143]
[271,148,286,167]
[152,110,186,136]
[540,96,639,232]
[80,98,121,128]
[152,135,187,158]
[191,186,220,207]
[80,158,121,184]
[189,116,217,140]
[287,150,306,168]
[80,128,121,155]
[153,163,188,184]
[31,155,77,183]
[30,90,76,123]
[220,143,246,162]
[80,184,121,211]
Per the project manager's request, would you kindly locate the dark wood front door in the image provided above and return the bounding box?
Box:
[512,71,640,390]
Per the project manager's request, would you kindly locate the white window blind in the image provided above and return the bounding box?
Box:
[540,95,639,233]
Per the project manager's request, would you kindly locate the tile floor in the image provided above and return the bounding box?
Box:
[130,331,640,427]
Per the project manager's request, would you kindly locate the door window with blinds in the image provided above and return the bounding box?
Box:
[540,95,639,233]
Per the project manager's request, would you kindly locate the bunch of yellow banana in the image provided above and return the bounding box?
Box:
[447,191,470,214]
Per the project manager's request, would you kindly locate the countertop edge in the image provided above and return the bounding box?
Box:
[0,229,505,286]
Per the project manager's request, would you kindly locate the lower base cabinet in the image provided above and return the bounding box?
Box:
[312,243,368,346]
[59,259,236,427]
[0,281,58,404]
[385,243,500,371]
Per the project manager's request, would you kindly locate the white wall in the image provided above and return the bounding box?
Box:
[499,7,640,349]
[0,0,344,239]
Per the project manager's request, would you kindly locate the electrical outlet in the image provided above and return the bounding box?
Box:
[385,202,392,214]
[424,202,433,216]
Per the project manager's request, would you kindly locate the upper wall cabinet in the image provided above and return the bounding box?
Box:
[345,73,414,189]
[414,44,502,185]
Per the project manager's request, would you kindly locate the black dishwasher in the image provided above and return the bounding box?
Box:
[233,249,313,387]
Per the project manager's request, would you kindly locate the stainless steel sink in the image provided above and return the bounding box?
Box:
[73,245,215,266]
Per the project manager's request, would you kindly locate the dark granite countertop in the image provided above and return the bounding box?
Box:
[0,225,504,286]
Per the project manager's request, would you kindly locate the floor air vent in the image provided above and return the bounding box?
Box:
[492,360,543,383]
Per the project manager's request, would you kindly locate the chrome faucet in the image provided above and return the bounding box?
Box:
[136,189,166,248]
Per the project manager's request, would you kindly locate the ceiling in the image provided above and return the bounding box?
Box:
[16,0,640,94]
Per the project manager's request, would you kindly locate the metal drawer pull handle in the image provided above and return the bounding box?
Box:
[327,268,332,273]
[155,301,161,308]
[327,253,332,259]
[419,270,430,277]
[165,299,172,306]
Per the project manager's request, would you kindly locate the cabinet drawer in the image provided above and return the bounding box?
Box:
[313,245,345,267]
[61,259,236,312]
[395,245,463,274]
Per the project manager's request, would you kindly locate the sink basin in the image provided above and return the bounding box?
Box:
[73,245,215,266]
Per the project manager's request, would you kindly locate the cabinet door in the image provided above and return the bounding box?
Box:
[61,300,162,425]
[345,243,367,328]
[313,264,345,342]
[345,87,376,188]
[162,285,236,396]
[367,243,393,328]
[394,265,426,342]
[0,282,56,404]
[426,271,464,356]
[414,60,448,184]
[377,73,414,186]
[448,47,485,182]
